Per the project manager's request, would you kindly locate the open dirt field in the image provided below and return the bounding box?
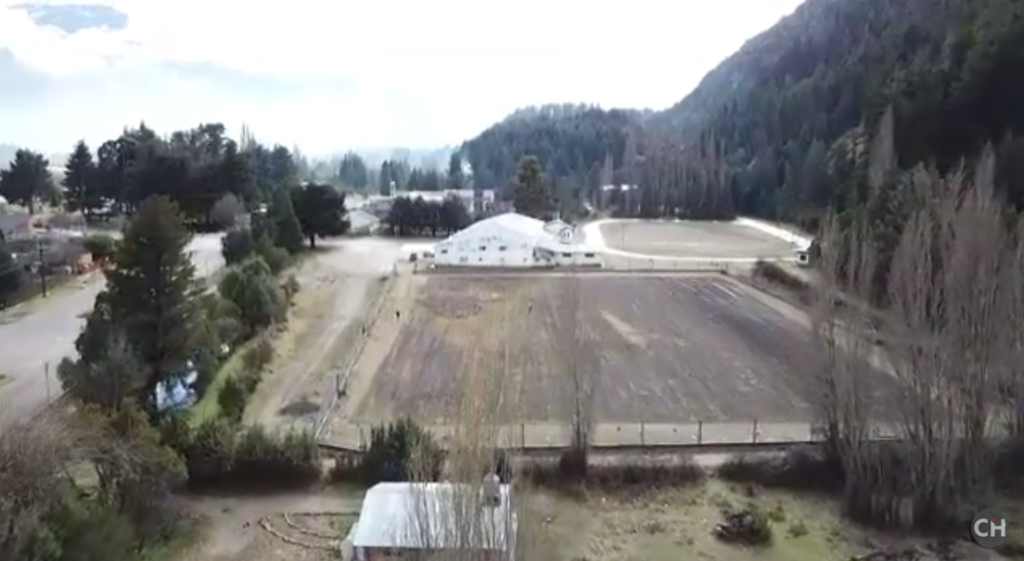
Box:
[323,273,896,447]
[599,221,795,259]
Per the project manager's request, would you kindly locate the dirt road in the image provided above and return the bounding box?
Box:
[245,237,411,431]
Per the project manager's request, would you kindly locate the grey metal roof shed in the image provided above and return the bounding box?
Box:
[351,481,516,553]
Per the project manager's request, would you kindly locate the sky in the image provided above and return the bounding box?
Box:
[0,0,806,157]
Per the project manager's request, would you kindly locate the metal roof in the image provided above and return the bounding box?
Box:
[352,482,515,551]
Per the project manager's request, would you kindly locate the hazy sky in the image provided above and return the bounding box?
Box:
[1,0,805,156]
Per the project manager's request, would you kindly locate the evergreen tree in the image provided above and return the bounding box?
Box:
[62,140,99,217]
[270,186,304,254]
[512,155,552,219]
[290,184,350,249]
[104,196,203,414]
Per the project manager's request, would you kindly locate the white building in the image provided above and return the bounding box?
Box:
[342,477,516,561]
[433,212,601,268]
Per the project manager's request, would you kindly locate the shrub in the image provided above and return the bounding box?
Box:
[716,446,842,492]
[183,418,237,485]
[218,258,287,334]
[221,228,255,265]
[753,260,810,293]
[217,376,248,423]
[182,420,321,490]
[232,426,320,486]
[358,418,443,485]
[522,456,706,491]
[255,237,290,274]
[83,233,117,262]
[241,335,275,375]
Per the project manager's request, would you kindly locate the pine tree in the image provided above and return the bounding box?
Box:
[270,187,304,254]
[104,196,203,413]
[62,140,98,216]
[512,155,552,220]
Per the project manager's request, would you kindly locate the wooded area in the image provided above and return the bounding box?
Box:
[460,0,1024,229]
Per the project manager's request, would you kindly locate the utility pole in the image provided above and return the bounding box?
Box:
[37,238,48,297]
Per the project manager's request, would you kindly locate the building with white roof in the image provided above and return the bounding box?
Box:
[433,212,601,268]
[343,478,516,561]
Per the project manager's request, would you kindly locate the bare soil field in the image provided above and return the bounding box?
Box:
[327,273,895,443]
[600,221,794,259]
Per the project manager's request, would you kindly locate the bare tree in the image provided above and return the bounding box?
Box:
[813,140,1014,528]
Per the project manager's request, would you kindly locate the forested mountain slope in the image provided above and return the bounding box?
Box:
[463,0,1024,224]
[461,104,648,192]
[653,0,1024,220]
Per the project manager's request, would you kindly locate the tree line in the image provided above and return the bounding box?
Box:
[337,150,468,195]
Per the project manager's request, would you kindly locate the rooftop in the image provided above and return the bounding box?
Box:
[351,482,515,551]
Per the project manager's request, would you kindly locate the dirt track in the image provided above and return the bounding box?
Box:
[326,274,896,439]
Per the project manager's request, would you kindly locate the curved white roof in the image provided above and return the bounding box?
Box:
[436,212,599,253]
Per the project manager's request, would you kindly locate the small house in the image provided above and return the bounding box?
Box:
[344,476,516,561]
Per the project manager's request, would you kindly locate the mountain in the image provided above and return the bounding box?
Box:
[461,0,1024,223]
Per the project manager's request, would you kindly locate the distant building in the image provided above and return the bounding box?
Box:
[343,478,516,561]
[346,209,382,235]
[433,212,601,268]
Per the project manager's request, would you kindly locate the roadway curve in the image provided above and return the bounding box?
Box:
[0,233,225,422]
[582,217,811,264]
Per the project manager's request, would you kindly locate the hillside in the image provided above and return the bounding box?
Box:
[461,104,650,193]
[462,0,1024,222]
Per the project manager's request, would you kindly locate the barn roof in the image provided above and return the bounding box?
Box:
[351,482,514,551]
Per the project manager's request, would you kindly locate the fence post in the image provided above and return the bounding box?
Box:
[640,422,646,447]
[698,420,703,445]
[752,419,759,444]
[358,425,365,450]
[520,423,526,449]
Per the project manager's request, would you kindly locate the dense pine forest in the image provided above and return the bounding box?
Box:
[461,0,1024,227]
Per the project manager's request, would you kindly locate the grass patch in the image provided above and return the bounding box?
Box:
[527,479,873,561]
[0,373,8,388]
[189,347,246,426]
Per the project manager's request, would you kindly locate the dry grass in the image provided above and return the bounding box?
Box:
[524,479,884,561]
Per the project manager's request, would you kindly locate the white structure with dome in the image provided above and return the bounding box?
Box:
[433,212,602,268]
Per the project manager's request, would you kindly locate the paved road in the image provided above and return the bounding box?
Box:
[0,233,225,422]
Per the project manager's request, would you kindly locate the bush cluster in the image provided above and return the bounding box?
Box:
[216,335,275,422]
[753,259,811,293]
[82,233,118,262]
[181,419,320,490]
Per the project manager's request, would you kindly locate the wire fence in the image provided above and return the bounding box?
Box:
[313,267,398,440]
[318,420,902,452]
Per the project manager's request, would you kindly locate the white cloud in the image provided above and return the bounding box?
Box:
[0,0,806,154]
